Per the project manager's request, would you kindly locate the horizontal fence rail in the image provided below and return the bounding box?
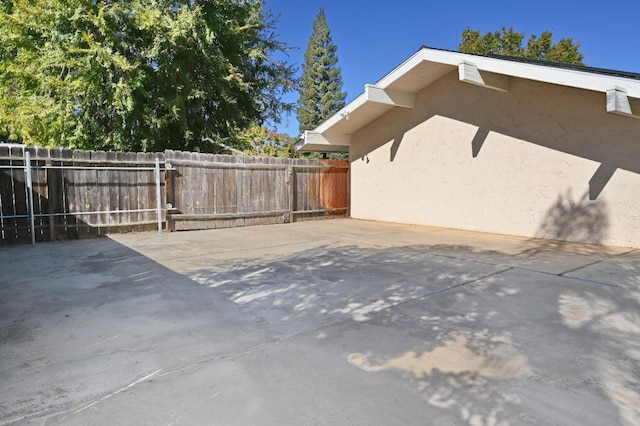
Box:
[1,146,350,244]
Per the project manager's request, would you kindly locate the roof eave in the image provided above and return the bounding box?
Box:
[295,47,640,152]
[295,131,351,153]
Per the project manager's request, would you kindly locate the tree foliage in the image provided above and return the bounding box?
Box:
[297,7,346,134]
[0,0,296,151]
[236,124,298,157]
[459,27,585,65]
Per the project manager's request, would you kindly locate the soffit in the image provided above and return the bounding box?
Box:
[320,61,456,137]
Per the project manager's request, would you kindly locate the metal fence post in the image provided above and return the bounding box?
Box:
[24,151,35,245]
[155,158,162,234]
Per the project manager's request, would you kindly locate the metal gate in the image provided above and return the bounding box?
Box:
[0,145,166,245]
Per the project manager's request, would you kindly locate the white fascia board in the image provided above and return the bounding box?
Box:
[312,93,368,135]
[365,85,415,107]
[458,61,510,92]
[415,48,640,98]
[372,49,430,89]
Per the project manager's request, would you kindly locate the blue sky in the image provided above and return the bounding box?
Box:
[264,0,640,136]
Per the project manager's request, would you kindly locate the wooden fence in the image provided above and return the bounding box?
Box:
[164,150,349,231]
[0,146,349,244]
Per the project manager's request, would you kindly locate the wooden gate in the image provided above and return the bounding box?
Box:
[164,150,349,231]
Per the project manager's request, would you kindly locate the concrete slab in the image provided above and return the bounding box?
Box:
[184,245,508,338]
[564,249,640,290]
[1,219,639,425]
[0,239,269,424]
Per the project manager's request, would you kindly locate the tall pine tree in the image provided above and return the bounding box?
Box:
[297,8,346,133]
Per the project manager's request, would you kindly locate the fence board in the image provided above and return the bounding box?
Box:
[69,149,84,236]
[31,147,48,242]
[0,145,14,243]
[125,152,138,226]
[91,150,107,227]
[136,152,150,225]
[82,148,95,235]
[213,156,222,215]
[60,148,75,238]
[12,146,29,242]
[49,148,61,237]
[148,153,161,227]
[106,151,119,226]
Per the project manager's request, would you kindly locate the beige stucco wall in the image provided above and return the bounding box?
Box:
[349,71,640,248]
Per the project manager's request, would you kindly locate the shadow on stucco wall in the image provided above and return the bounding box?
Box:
[471,127,490,158]
[390,131,404,162]
[351,71,640,192]
[589,163,618,200]
[348,70,640,246]
[535,189,608,245]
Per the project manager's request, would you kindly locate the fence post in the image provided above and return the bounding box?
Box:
[155,157,162,234]
[24,151,35,245]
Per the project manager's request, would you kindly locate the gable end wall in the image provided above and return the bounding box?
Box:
[349,71,640,248]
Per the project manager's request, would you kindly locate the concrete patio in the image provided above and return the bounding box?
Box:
[1,219,639,425]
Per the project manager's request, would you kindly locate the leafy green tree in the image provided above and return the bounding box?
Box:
[297,7,346,133]
[459,27,585,65]
[236,125,299,157]
[0,0,296,152]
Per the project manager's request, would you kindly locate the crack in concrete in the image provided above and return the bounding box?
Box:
[423,251,625,290]
[558,259,606,277]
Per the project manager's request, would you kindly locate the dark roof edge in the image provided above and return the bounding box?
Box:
[419,45,640,81]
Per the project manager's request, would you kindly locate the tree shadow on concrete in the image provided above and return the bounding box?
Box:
[187,244,508,336]
[555,288,640,425]
[5,228,637,425]
[347,324,528,425]
[188,240,637,425]
[187,244,525,424]
[344,265,639,425]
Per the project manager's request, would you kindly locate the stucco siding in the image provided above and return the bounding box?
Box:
[350,71,640,248]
